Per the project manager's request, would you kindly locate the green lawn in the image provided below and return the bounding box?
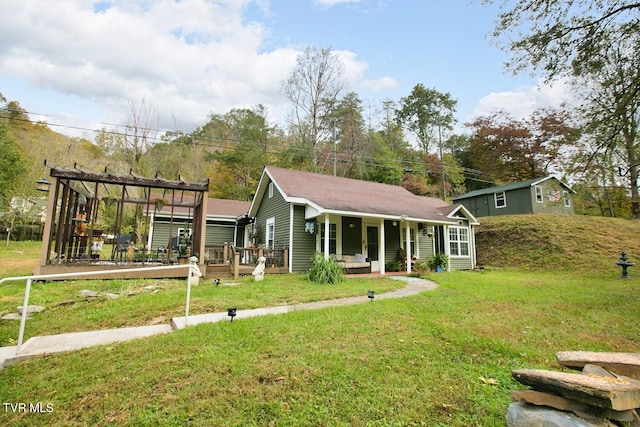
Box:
[1,263,638,426]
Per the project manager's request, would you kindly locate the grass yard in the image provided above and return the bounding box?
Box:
[1,215,639,426]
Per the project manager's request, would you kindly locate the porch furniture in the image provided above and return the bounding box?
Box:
[335,254,371,274]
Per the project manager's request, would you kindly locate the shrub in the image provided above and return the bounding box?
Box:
[385,260,402,272]
[308,253,344,284]
[412,260,430,275]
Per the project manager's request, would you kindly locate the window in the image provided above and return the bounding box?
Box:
[177,228,192,240]
[449,227,469,257]
[268,182,274,199]
[495,191,506,208]
[535,185,543,203]
[563,191,571,207]
[266,217,275,248]
[402,227,416,257]
[320,223,337,255]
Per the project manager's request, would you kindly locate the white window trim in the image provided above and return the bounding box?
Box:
[401,225,417,258]
[268,182,274,198]
[266,217,275,248]
[495,191,506,209]
[534,185,543,203]
[319,222,338,255]
[448,226,470,258]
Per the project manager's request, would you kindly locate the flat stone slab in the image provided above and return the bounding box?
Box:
[557,351,640,381]
[513,368,640,411]
[17,305,45,315]
[1,313,23,320]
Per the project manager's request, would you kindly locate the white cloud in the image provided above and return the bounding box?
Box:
[471,78,573,121]
[0,0,309,132]
[361,76,398,91]
[314,0,364,7]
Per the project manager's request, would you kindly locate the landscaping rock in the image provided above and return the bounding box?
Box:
[1,313,23,321]
[79,290,100,299]
[17,305,45,315]
[102,292,119,300]
[506,402,615,427]
[55,300,75,307]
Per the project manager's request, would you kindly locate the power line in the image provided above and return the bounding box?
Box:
[1,107,495,184]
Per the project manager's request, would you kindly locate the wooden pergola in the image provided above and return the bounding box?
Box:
[35,165,209,280]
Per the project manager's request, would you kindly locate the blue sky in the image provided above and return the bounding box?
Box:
[0,0,569,142]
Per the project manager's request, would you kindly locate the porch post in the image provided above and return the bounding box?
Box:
[405,221,412,274]
[379,218,385,275]
[38,176,59,273]
[324,215,330,260]
[444,225,451,272]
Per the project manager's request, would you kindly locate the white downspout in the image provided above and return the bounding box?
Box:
[379,218,385,275]
[289,205,294,273]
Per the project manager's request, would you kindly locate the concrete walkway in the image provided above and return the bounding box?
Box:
[0,276,437,369]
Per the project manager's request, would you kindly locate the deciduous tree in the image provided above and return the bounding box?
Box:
[396,84,457,154]
[281,47,345,166]
[464,107,580,183]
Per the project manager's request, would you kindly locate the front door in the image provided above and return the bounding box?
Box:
[366,225,380,272]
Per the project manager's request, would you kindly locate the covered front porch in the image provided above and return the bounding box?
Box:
[308,212,475,274]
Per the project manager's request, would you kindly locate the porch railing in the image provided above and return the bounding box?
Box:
[226,244,288,278]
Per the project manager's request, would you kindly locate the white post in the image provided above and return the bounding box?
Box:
[324,215,330,260]
[406,223,412,274]
[16,278,32,354]
[185,263,192,326]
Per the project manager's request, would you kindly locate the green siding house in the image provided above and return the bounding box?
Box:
[452,176,575,218]
[248,167,480,274]
[149,197,250,261]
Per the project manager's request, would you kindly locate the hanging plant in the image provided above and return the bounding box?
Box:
[102,197,115,209]
[153,198,168,211]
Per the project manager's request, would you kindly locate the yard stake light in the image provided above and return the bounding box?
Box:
[367,290,375,301]
[227,307,237,321]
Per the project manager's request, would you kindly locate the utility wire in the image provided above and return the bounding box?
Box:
[1,107,496,184]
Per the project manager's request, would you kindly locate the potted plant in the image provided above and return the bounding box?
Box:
[427,253,448,272]
[177,234,191,264]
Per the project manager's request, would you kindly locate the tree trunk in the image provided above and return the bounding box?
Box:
[624,131,640,219]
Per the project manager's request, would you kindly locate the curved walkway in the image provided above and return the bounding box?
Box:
[0,276,437,368]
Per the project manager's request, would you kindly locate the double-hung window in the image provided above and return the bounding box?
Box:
[495,191,506,208]
[449,227,469,257]
[320,223,337,255]
[266,217,275,248]
[535,186,543,203]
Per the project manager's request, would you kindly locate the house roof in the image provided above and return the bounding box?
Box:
[250,166,478,224]
[158,197,250,219]
[452,176,574,201]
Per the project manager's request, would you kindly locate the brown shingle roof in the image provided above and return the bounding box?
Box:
[265,166,456,222]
